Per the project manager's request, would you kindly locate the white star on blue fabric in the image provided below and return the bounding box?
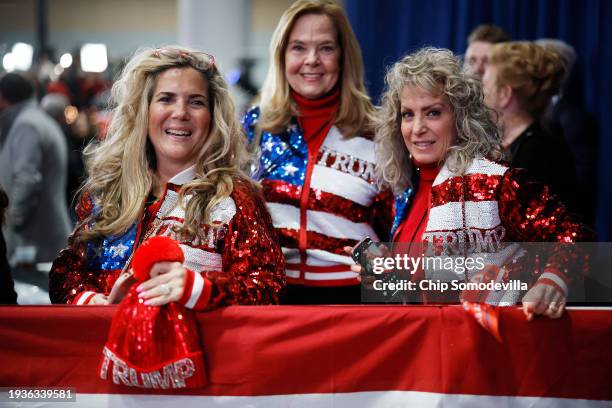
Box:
[263,140,274,152]
[109,243,130,258]
[283,163,299,176]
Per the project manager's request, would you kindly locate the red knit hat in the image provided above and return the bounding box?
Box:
[100,236,207,389]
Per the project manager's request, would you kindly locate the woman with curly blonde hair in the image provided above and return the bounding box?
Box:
[372,47,591,319]
[482,41,578,214]
[50,46,284,308]
[243,0,391,304]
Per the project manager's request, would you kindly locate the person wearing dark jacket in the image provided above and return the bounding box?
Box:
[483,41,580,217]
[0,73,71,263]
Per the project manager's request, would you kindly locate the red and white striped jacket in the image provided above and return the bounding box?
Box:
[243,107,391,287]
[397,157,593,303]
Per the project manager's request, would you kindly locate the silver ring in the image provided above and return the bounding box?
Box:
[159,283,170,296]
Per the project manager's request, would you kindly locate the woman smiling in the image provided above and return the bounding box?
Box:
[243,0,391,304]
[373,48,592,319]
[49,46,284,308]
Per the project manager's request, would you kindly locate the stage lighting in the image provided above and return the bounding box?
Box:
[60,53,73,69]
[2,53,15,72]
[80,44,108,73]
[8,42,34,71]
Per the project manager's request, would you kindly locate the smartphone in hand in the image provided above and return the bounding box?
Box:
[351,237,385,275]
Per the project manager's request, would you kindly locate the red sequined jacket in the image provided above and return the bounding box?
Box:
[394,158,593,304]
[49,167,285,307]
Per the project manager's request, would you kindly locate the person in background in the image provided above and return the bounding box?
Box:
[0,73,71,264]
[536,38,599,227]
[0,186,18,304]
[464,24,509,79]
[49,46,284,307]
[482,41,579,216]
[243,0,391,304]
[41,93,92,218]
[372,48,592,319]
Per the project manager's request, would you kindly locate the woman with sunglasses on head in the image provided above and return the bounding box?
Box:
[49,46,285,308]
[372,48,592,319]
[243,0,391,304]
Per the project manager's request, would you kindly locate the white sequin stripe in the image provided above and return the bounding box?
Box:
[426,201,501,231]
[157,190,179,219]
[75,291,97,305]
[207,196,236,224]
[466,158,508,176]
[433,158,508,187]
[310,165,378,207]
[164,195,236,226]
[305,271,358,280]
[268,202,378,241]
[285,269,300,279]
[321,126,376,163]
[305,249,354,266]
[538,272,569,296]
[185,272,205,309]
[180,245,222,273]
[282,249,353,266]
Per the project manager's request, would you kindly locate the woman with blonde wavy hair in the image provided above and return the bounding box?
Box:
[370,47,591,319]
[243,0,391,304]
[50,46,284,308]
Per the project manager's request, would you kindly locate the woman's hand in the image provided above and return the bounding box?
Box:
[343,246,364,275]
[89,294,110,305]
[521,283,566,320]
[136,261,186,306]
[107,271,137,304]
[343,244,392,290]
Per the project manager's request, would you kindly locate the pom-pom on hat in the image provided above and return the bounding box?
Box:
[131,236,185,282]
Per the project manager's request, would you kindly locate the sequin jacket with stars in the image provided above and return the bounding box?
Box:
[391,157,593,304]
[49,167,285,307]
[242,107,392,287]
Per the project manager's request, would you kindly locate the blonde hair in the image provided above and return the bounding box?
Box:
[79,46,249,241]
[258,0,375,136]
[376,47,502,194]
[490,41,566,118]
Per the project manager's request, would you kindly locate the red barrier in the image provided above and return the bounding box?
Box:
[0,305,610,406]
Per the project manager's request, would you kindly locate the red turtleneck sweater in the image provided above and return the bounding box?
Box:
[290,88,341,275]
[394,160,440,244]
[291,88,340,148]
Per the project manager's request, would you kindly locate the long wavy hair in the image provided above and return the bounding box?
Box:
[376,47,502,194]
[78,46,249,241]
[258,0,375,136]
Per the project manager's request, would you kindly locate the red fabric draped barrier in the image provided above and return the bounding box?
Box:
[0,305,610,402]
